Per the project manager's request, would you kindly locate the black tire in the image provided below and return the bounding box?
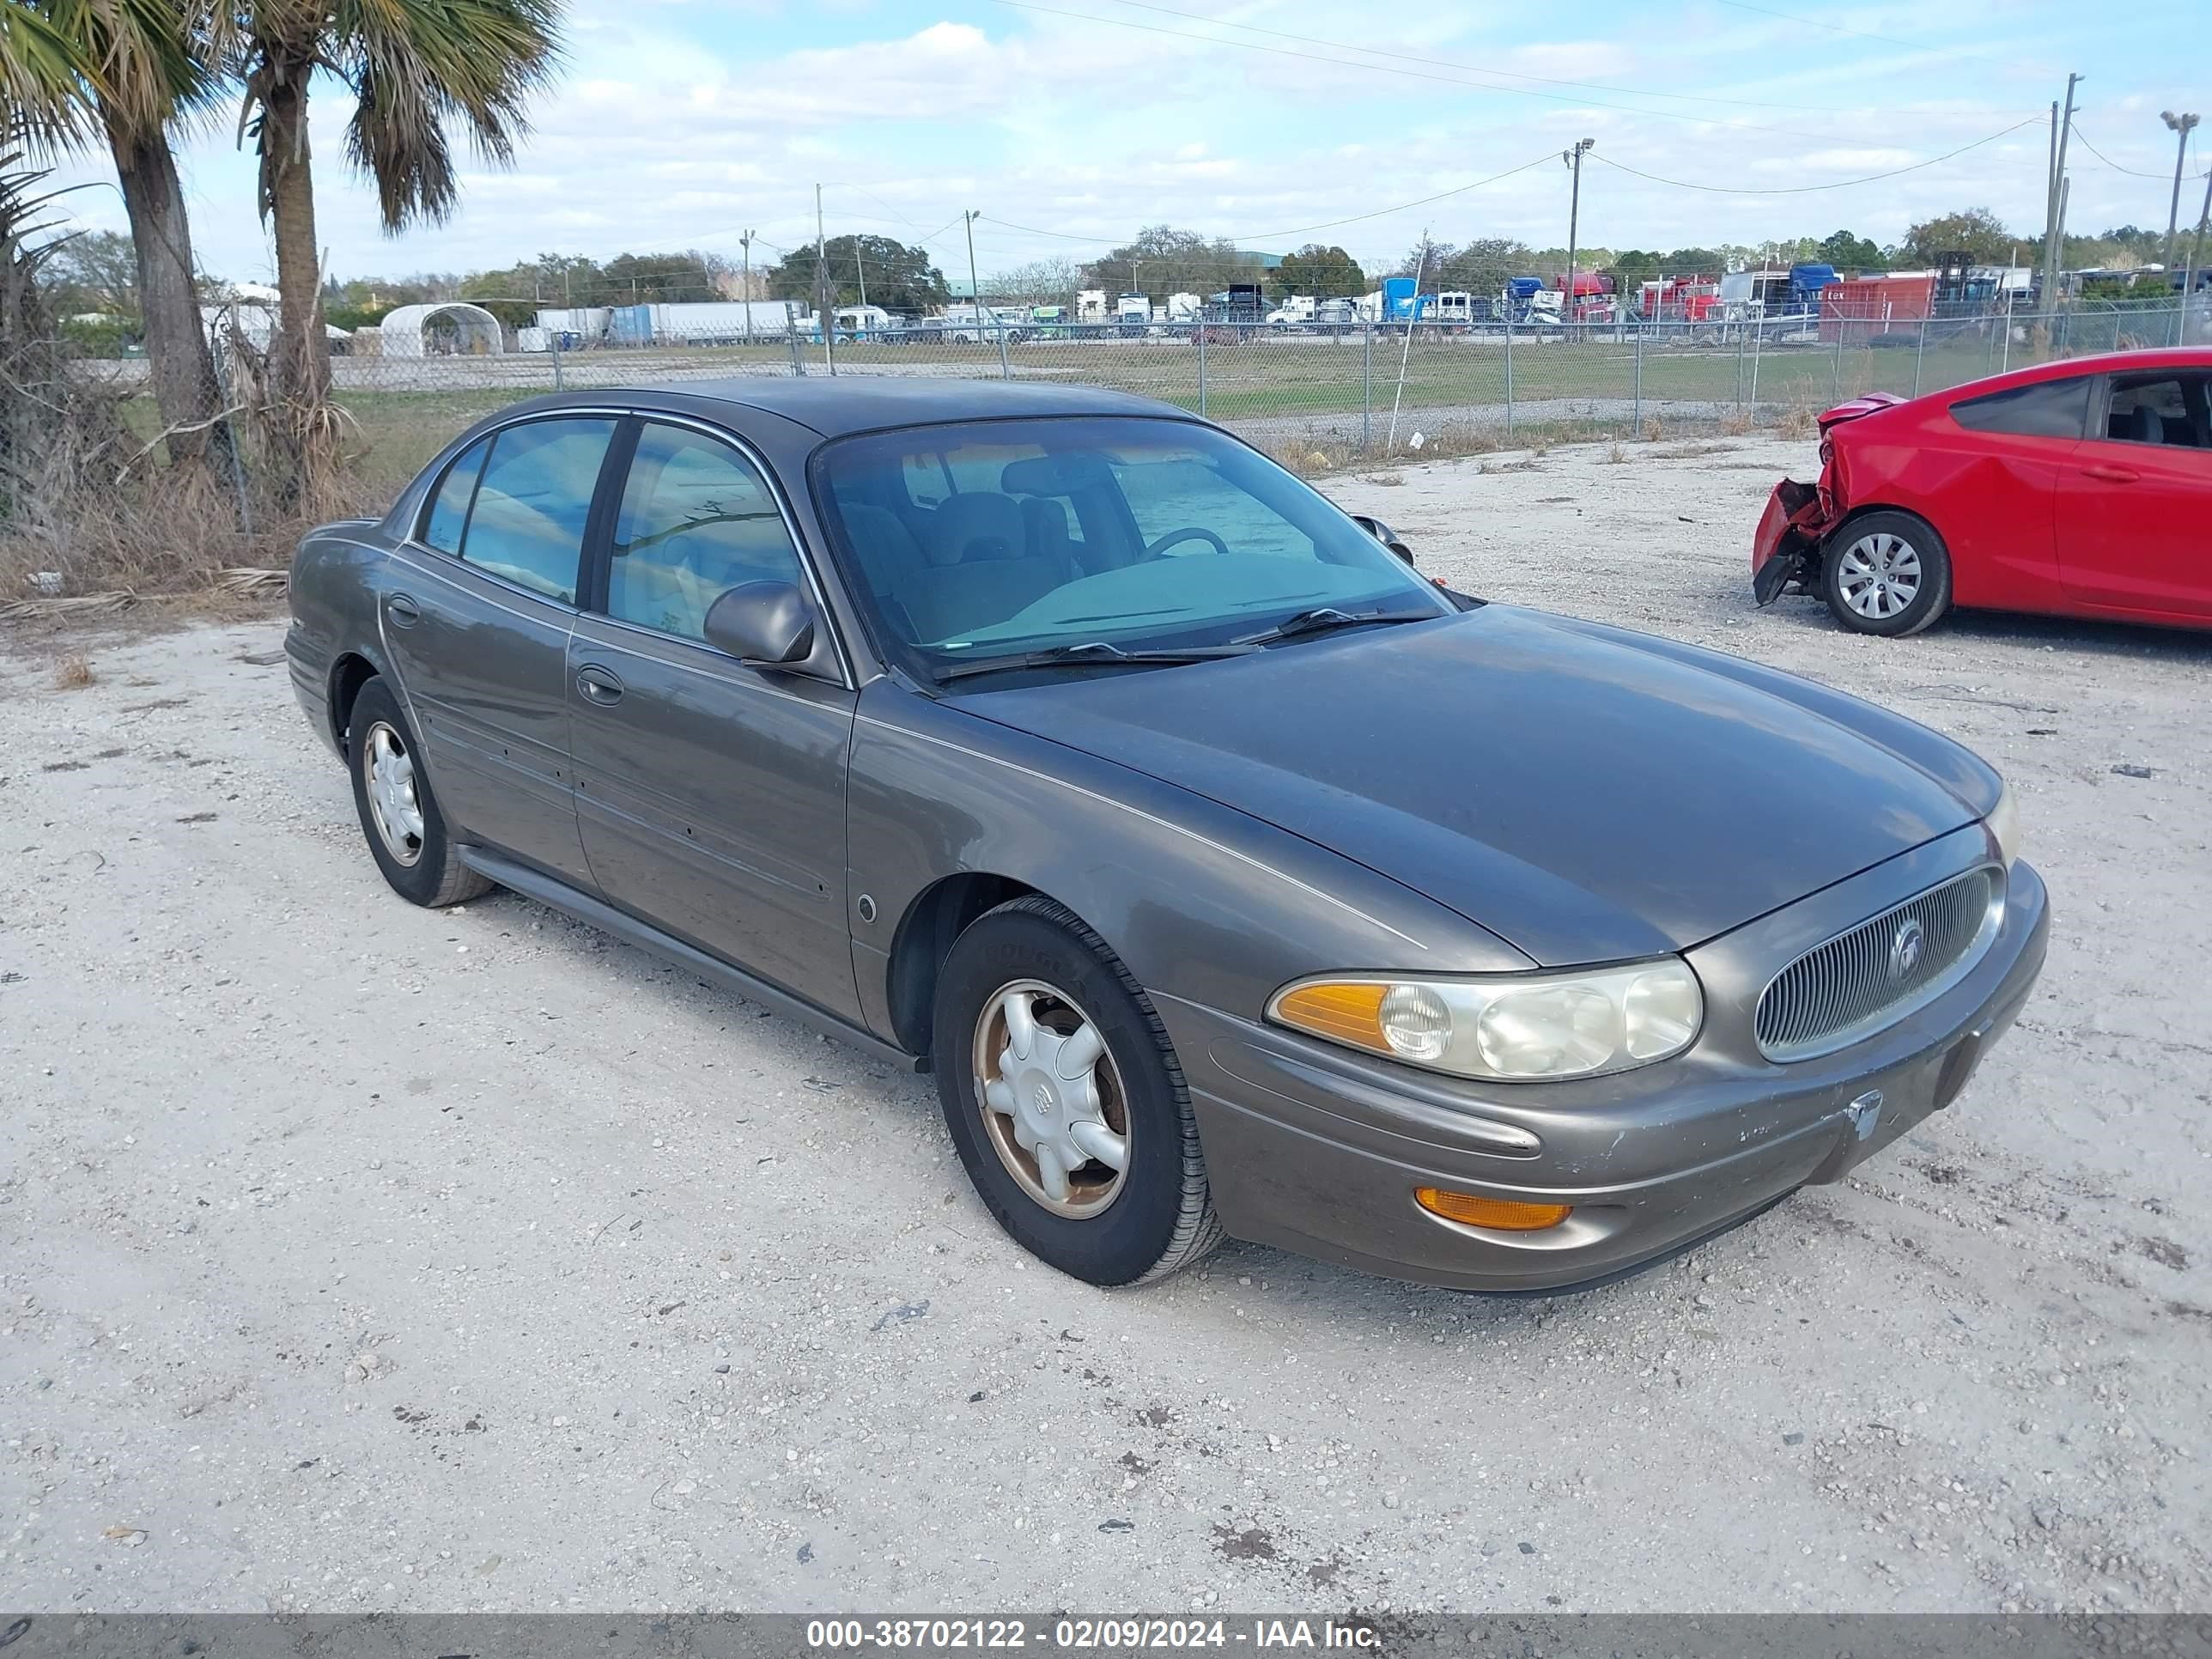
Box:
[932,895,1222,1286]
[346,677,492,908]
[1821,509,1953,637]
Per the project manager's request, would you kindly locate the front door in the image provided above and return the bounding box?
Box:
[567,418,861,1020]
[2056,369,2212,620]
[381,416,619,884]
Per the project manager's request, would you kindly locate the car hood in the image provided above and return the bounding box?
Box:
[953,606,1983,965]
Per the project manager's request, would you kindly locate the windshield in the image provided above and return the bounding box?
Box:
[810,416,1449,677]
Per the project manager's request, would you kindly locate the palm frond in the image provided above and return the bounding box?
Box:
[0,0,108,153]
[333,0,562,231]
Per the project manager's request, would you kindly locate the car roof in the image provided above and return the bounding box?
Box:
[577,376,1195,437]
[1938,345,2212,400]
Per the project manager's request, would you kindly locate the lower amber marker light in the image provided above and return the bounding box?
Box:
[1414,1188,1572,1231]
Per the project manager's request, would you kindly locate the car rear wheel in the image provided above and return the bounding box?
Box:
[1822,510,1952,636]
[347,677,492,908]
[932,895,1222,1285]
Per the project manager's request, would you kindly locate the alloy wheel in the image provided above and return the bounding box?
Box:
[972,979,1130,1218]
[1836,531,1923,620]
[362,720,425,867]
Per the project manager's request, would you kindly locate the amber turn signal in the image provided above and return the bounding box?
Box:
[1270,981,1391,1052]
[1414,1188,1572,1231]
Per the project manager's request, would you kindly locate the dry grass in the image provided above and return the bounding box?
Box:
[1605,444,1627,465]
[1777,402,1820,441]
[0,462,368,608]
[1362,471,1407,487]
[52,652,92,690]
[1717,410,1755,437]
[1640,417,1663,442]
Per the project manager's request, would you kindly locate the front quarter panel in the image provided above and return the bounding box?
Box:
[845,683,1533,1048]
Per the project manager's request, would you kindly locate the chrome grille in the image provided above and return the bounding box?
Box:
[1755,868,1998,1060]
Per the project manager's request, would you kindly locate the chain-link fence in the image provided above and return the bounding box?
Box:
[85,297,2212,498]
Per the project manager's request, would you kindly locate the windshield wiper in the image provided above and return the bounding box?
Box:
[933,639,1256,684]
[1233,605,1437,647]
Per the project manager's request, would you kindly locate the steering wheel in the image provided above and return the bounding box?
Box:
[1144,526,1231,557]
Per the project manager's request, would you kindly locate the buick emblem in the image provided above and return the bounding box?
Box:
[1888,917,1926,981]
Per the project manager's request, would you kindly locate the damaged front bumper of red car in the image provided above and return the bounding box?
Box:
[1749,391,1905,605]
[1751,477,1838,604]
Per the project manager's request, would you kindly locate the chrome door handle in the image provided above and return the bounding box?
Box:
[575,665,624,705]
[386,593,421,626]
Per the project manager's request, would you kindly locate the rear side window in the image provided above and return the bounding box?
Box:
[1948,377,2090,440]
[420,438,488,554]
[459,418,617,604]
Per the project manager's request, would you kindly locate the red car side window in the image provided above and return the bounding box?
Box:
[1948,378,2092,440]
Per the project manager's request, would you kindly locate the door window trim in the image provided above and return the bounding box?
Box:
[2089,370,2211,451]
[577,412,855,690]
[399,409,633,612]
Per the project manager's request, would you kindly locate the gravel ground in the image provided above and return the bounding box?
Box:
[2,434,2208,1616]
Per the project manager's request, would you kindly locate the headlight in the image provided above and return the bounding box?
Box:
[1985,779,2022,867]
[1268,960,1704,1082]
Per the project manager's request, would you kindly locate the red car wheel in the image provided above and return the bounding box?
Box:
[1822,511,1954,637]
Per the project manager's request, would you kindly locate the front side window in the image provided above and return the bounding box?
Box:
[2102,374,2209,448]
[813,416,1449,672]
[607,423,806,642]
[459,417,617,603]
[1948,376,2091,440]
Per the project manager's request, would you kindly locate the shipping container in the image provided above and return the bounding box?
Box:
[1820,273,1935,341]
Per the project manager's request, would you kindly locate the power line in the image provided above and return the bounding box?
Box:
[982,0,1860,141]
[1587,118,2040,194]
[2071,123,2209,183]
[1709,0,2047,76]
[1087,0,1910,116]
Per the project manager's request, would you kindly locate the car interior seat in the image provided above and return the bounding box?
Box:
[902,492,1073,642]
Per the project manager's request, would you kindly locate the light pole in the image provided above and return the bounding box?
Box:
[1562,137,1594,327]
[740,228,754,345]
[963,210,982,325]
[2163,112,2201,276]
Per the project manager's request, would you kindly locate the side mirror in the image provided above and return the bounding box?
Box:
[1352,514,1416,564]
[703,580,817,665]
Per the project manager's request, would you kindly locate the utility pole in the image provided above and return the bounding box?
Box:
[740,228,755,345]
[963,210,982,325]
[2043,74,2080,307]
[856,237,868,313]
[2184,166,2211,326]
[1563,138,1594,329]
[2162,112,2201,275]
[816,183,834,374]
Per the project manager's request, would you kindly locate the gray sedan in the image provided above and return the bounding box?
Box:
[286,380,2047,1292]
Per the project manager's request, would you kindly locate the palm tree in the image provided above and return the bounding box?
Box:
[1,0,232,478]
[225,0,561,481]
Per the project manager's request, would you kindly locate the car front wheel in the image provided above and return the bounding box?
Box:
[1822,510,1953,636]
[932,896,1222,1285]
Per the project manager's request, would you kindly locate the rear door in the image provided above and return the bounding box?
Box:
[567,417,862,1019]
[382,416,619,883]
[2055,369,2212,620]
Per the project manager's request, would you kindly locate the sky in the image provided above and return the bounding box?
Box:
[43,0,2212,289]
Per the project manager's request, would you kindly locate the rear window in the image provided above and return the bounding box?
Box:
[1948,377,2091,440]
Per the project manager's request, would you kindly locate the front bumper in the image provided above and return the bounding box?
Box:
[1162,856,2048,1295]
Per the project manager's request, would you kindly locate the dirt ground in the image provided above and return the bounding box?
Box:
[2,433,2207,1616]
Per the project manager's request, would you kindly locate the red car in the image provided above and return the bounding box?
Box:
[1753,347,2212,636]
